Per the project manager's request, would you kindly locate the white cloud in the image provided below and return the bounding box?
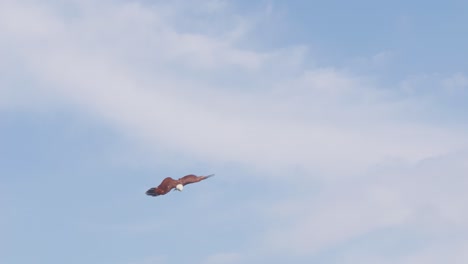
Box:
[398,243,468,264]
[334,241,468,264]
[260,150,468,257]
[1,0,467,178]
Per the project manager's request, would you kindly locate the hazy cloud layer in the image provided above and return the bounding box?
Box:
[2,0,466,177]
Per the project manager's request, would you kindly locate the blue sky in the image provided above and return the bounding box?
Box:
[1,0,468,263]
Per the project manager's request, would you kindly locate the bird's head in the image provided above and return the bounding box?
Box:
[175,184,184,191]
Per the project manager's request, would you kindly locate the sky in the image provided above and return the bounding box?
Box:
[1,0,468,263]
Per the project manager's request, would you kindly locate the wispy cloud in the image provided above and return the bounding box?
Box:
[2,0,466,178]
[261,150,468,258]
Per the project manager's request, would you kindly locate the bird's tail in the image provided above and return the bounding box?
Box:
[145,188,159,196]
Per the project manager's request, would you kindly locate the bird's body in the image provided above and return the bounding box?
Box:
[146,174,214,197]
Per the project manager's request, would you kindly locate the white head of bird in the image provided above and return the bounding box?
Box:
[176,184,184,191]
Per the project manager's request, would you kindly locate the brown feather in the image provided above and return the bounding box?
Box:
[145,177,179,196]
[178,174,214,186]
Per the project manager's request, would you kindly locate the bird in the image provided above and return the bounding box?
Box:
[145,174,214,197]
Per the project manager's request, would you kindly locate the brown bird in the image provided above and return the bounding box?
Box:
[146,174,214,197]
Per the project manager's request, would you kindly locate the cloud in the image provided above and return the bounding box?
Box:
[399,72,468,98]
[2,0,466,180]
[260,149,468,258]
[346,50,395,73]
[397,242,468,264]
[127,255,167,264]
[202,252,240,264]
[442,73,468,93]
[334,241,468,264]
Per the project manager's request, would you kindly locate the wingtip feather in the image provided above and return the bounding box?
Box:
[146,188,159,196]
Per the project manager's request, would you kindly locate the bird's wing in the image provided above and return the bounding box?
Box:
[179,174,214,186]
[158,177,179,191]
[146,177,181,196]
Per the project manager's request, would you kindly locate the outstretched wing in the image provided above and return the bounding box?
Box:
[178,174,214,186]
[146,177,179,196]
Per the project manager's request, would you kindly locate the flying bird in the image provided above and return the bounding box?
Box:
[146,174,214,197]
